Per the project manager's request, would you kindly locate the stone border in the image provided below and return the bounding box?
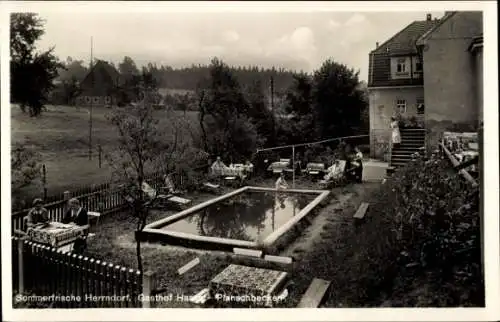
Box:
[139,186,330,252]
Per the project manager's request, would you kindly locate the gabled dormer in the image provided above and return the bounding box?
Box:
[368,14,440,88]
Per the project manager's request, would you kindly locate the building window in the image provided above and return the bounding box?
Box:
[396,59,407,73]
[105,96,111,104]
[85,96,91,104]
[396,99,407,113]
[93,96,100,104]
[417,98,425,114]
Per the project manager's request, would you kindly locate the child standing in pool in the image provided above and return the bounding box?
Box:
[275,172,288,190]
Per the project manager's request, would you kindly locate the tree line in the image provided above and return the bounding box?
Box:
[56,56,297,94]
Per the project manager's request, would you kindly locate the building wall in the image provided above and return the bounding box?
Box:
[369,86,424,159]
[422,11,483,149]
[76,95,113,107]
[475,48,483,123]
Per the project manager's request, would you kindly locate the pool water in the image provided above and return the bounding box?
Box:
[162,191,316,242]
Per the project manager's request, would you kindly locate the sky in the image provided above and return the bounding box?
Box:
[35,10,444,81]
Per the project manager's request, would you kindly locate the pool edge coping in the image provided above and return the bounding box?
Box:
[142,186,330,250]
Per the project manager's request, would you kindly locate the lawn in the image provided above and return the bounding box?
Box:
[11,104,200,204]
[81,174,383,308]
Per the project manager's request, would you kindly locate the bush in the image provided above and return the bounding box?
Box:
[292,151,483,307]
[370,153,483,306]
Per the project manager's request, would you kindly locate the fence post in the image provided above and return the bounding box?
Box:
[42,164,48,200]
[17,238,25,294]
[141,270,156,308]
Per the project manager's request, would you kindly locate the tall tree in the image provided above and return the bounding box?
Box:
[312,59,367,138]
[106,77,162,272]
[58,57,88,82]
[62,76,82,106]
[246,79,275,147]
[198,58,257,161]
[10,13,63,116]
[281,73,316,143]
[11,144,42,209]
[118,56,140,81]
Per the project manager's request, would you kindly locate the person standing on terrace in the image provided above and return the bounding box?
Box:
[391,116,401,148]
[26,198,49,229]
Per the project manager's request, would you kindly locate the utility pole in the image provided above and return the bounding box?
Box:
[88,36,94,161]
[270,75,276,144]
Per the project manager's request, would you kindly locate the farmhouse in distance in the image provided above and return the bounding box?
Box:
[75,59,122,107]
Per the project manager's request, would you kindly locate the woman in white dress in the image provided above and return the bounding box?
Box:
[390,117,401,148]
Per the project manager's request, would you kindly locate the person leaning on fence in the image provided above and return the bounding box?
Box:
[26,198,50,229]
[62,198,89,254]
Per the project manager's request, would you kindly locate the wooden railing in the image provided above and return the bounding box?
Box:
[439,142,478,187]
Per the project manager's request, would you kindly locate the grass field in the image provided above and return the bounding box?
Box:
[11,104,200,203]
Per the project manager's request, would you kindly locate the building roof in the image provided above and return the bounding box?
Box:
[81,59,120,86]
[416,12,457,46]
[371,18,442,56]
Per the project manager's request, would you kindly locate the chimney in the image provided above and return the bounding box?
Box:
[426,14,432,21]
[376,42,379,48]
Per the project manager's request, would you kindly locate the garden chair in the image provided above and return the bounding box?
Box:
[201,182,222,194]
[142,181,192,209]
[159,175,186,196]
[319,160,347,189]
[87,211,102,233]
[304,162,326,180]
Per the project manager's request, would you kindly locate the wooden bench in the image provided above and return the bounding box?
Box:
[353,202,369,220]
[297,278,331,308]
[177,257,200,275]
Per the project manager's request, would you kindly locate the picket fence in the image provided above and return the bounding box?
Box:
[12,237,159,308]
[11,170,199,234]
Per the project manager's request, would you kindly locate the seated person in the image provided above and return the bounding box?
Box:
[162,173,182,195]
[275,172,289,190]
[62,198,89,254]
[210,156,228,176]
[27,198,50,229]
[244,160,254,176]
[323,159,346,182]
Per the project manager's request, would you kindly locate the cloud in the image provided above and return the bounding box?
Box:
[344,13,367,26]
[261,26,317,71]
[327,19,341,30]
[222,30,240,42]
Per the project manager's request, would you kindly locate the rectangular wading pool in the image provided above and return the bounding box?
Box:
[139,186,330,252]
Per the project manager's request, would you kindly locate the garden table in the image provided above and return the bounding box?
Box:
[209,264,288,307]
[27,222,89,248]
